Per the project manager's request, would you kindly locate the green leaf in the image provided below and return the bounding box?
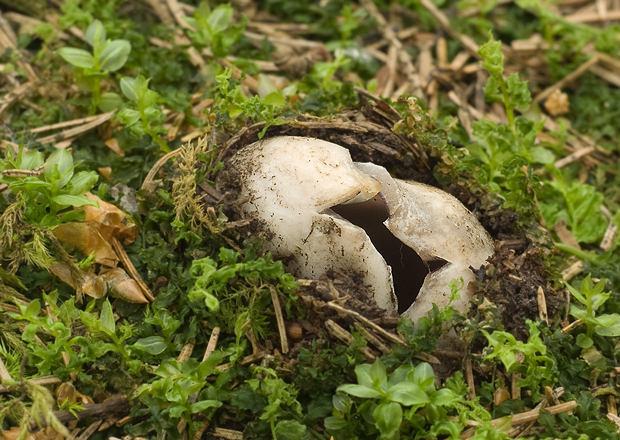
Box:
[20,150,44,170]
[67,171,98,196]
[52,194,99,208]
[575,333,593,348]
[336,384,382,399]
[566,282,587,305]
[8,178,50,193]
[506,73,531,111]
[374,402,402,440]
[386,382,430,406]
[531,146,555,164]
[413,362,435,392]
[388,365,414,388]
[133,336,168,355]
[594,314,620,336]
[590,291,610,311]
[99,92,123,112]
[100,299,115,334]
[57,47,96,69]
[120,77,138,101]
[99,40,131,71]
[191,399,222,413]
[194,1,211,21]
[116,108,141,127]
[24,299,41,319]
[478,37,504,77]
[324,416,348,430]
[429,388,460,406]
[332,393,351,413]
[85,20,106,47]
[354,363,374,388]
[274,419,307,440]
[370,358,388,392]
[207,4,233,34]
[44,148,74,187]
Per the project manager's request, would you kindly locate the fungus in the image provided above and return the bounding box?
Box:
[225,136,493,321]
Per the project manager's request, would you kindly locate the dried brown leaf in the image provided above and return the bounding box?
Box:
[52,222,118,267]
[100,268,148,303]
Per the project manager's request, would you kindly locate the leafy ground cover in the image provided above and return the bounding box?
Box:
[1,0,620,439]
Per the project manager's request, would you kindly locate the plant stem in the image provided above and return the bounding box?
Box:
[553,242,601,266]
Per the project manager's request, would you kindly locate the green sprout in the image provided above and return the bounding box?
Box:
[184,2,247,57]
[57,20,130,114]
[117,75,170,153]
[566,275,620,348]
[0,147,98,228]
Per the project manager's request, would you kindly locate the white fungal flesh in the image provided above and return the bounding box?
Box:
[227,136,493,321]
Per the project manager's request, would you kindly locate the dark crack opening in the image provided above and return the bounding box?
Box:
[331,195,441,314]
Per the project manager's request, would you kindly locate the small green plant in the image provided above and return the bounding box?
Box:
[472,36,551,183]
[481,320,556,402]
[117,75,170,153]
[187,247,297,340]
[135,354,224,434]
[184,2,247,57]
[0,147,98,227]
[211,69,287,139]
[246,366,309,440]
[566,275,620,348]
[57,20,130,114]
[326,359,464,440]
[539,168,609,244]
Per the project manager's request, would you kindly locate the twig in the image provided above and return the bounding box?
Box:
[465,357,476,400]
[75,420,103,440]
[141,148,182,192]
[533,55,599,102]
[269,286,289,354]
[243,31,322,48]
[600,222,618,253]
[165,0,193,29]
[30,114,111,134]
[413,0,481,58]
[608,413,620,432]
[537,286,548,324]
[0,356,13,382]
[204,327,220,361]
[609,396,618,418]
[193,422,211,440]
[0,375,61,393]
[562,260,583,282]
[326,301,407,346]
[566,9,620,22]
[176,338,195,362]
[461,401,578,439]
[561,319,583,334]
[511,373,521,400]
[0,82,33,118]
[212,428,244,440]
[589,64,620,88]
[29,396,129,430]
[216,352,265,372]
[325,319,376,361]
[111,237,154,302]
[36,112,113,145]
[554,146,596,169]
[360,0,422,97]
[354,322,391,355]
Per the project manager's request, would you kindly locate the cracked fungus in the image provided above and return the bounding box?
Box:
[222,136,494,322]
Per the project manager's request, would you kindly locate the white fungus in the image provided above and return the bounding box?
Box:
[226,136,494,322]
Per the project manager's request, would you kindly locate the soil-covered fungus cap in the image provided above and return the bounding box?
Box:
[224,136,494,321]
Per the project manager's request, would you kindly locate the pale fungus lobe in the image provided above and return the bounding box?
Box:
[226,136,493,321]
